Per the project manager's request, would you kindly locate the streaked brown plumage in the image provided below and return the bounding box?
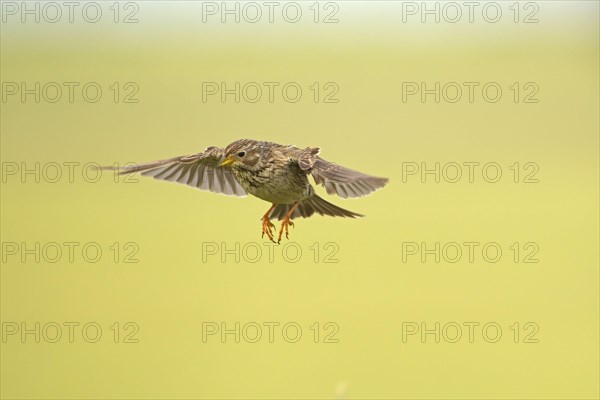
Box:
[102,139,388,243]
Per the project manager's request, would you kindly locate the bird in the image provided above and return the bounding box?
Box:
[102,139,388,243]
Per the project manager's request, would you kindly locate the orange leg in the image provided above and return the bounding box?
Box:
[277,202,300,244]
[261,204,277,243]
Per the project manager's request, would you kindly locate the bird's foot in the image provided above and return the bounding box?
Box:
[277,217,295,244]
[261,216,277,243]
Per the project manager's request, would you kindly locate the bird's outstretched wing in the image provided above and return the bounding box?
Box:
[297,147,388,199]
[101,146,247,197]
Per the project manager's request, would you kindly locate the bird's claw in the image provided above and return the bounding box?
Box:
[261,217,277,243]
[277,217,295,244]
[286,220,294,239]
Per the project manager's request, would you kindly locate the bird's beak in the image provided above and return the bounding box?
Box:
[218,155,235,167]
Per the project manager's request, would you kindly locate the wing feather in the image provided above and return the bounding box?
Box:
[297,148,388,198]
[100,147,247,197]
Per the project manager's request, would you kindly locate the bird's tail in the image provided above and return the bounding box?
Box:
[269,194,364,220]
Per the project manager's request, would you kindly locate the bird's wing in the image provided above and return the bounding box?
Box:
[297,147,388,199]
[102,146,247,197]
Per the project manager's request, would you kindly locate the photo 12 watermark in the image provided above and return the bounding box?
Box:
[401,82,540,104]
[201,321,339,343]
[401,162,540,184]
[1,1,140,24]
[201,81,340,104]
[399,2,540,24]
[1,162,140,184]
[201,241,340,264]
[1,242,140,264]
[400,241,540,264]
[1,82,140,104]
[2,321,140,343]
[401,321,540,343]
[200,1,340,24]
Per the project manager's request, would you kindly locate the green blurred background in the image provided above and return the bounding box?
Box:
[1,1,598,399]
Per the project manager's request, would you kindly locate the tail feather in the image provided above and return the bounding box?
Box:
[269,194,363,220]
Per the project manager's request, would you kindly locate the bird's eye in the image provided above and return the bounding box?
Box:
[237,151,246,157]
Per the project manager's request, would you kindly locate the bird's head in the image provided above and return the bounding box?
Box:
[218,139,261,170]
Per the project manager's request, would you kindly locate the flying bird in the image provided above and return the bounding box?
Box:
[102,139,388,243]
